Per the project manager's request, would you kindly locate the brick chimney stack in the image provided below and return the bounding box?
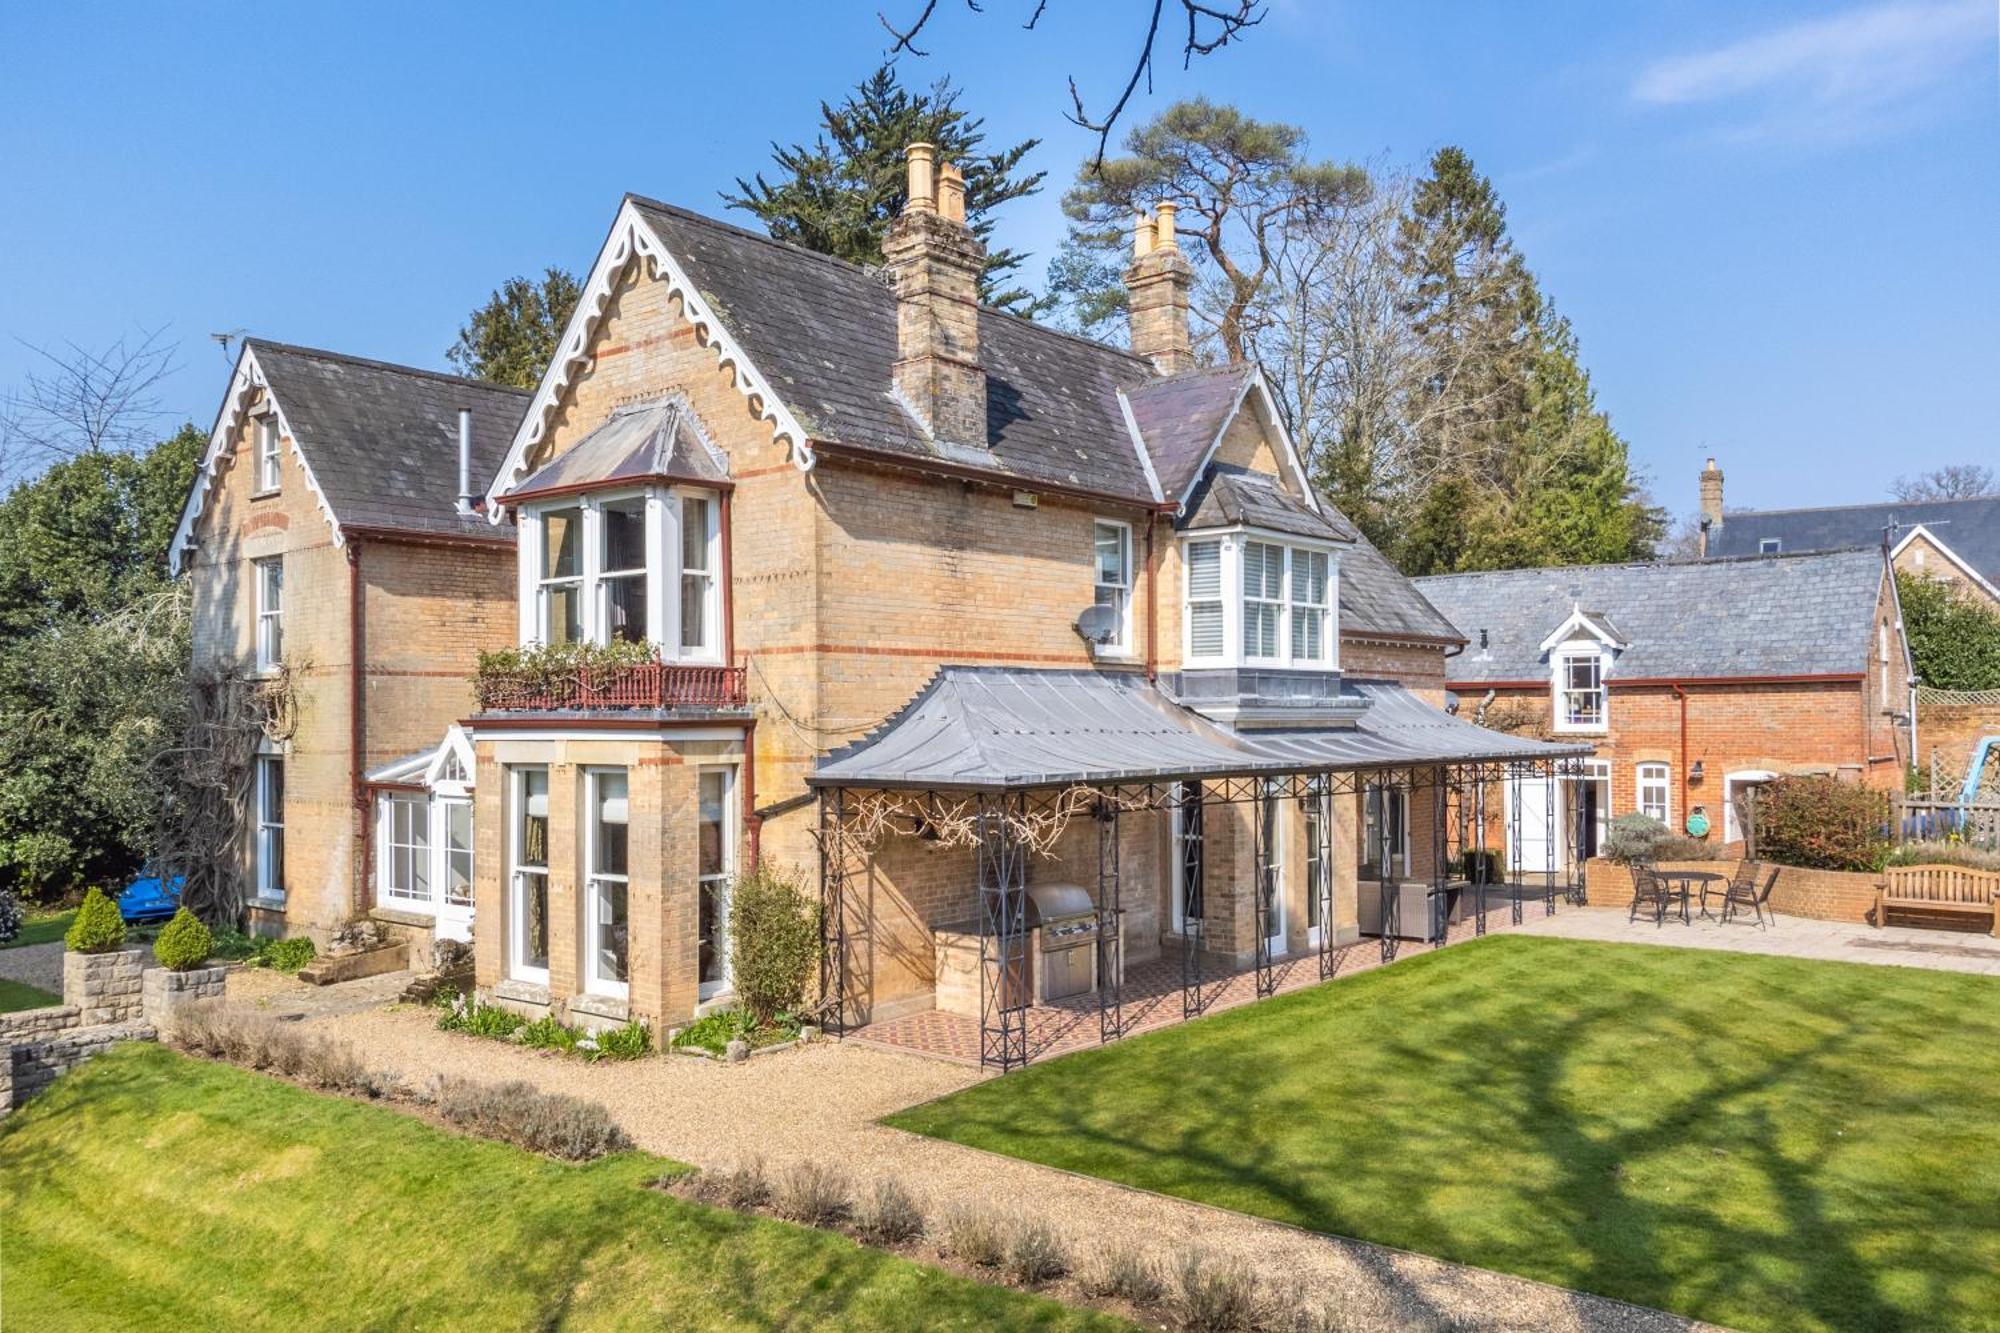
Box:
[1698,456,1724,556]
[1125,202,1194,375]
[884,143,987,447]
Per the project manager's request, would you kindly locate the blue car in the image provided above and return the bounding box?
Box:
[118,872,186,924]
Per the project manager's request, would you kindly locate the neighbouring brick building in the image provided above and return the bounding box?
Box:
[1699,456,2000,611]
[1415,548,1914,867]
[170,342,527,942]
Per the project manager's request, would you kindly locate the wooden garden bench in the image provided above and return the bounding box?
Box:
[1874,865,2000,936]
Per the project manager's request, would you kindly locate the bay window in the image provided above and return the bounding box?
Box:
[1092,519,1133,654]
[510,766,550,983]
[519,488,719,658]
[585,769,630,997]
[1181,534,1338,669]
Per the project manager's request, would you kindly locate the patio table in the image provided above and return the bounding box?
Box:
[1665,870,1727,922]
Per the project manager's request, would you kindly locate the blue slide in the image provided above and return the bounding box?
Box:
[1960,735,1999,804]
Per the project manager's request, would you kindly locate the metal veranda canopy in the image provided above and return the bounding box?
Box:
[809,666,1594,1070]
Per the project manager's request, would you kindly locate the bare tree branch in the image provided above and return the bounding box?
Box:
[1891,463,1997,502]
[1,325,180,477]
[880,1,1263,168]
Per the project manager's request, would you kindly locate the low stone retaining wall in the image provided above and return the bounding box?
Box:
[142,965,229,1036]
[1585,858,1883,926]
[4,1021,154,1110]
[63,947,148,1025]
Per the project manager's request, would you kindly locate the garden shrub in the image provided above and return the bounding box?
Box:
[1171,1253,1261,1333]
[251,936,316,974]
[0,889,22,945]
[473,638,658,708]
[1753,775,1892,872]
[1002,1216,1069,1286]
[518,1015,581,1053]
[1078,1247,1164,1303]
[1885,840,2000,872]
[434,991,526,1039]
[153,907,213,971]
[715,1157,772,1210]
[433,1076,632,1161]
[64,886,126,953]
[939,1206,1005,1268]
[586,1019,651,1061]
[772,1161,850,1227]
[168,1002,394,1100]
[1601,813,1671,865]
[670,1008,751,1054]
[207,926,260,960]
[728,864,818,1027]
[854,1176,924,1244]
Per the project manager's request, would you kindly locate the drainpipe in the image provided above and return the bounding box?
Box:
[719,492,735,668]
[1673,681,1690,833]
[1473,688,1496,727]
[348,539,367,920]
[1143,516,1158,681]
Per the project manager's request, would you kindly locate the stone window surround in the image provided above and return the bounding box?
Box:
[515,484,721,659]
[1179,527,1341,673]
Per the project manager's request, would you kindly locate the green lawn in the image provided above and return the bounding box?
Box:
[887,935,2000,1333]
[0,977,62,1012]
[1,1045,1123,1332]
[5,907,75,949]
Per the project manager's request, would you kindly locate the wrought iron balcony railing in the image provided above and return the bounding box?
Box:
[474,659,748,713]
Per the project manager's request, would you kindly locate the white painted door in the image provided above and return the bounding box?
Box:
[436,798,475,943]
[1508,774,1557,876]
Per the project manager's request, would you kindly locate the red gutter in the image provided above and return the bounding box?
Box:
[1673,682,1690,829]
[719,492,736,671]
[341,525,514,551]
[1468,672,1864,691]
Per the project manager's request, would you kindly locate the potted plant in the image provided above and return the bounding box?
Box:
[62,886,144,1022]
[143,907,230,1030]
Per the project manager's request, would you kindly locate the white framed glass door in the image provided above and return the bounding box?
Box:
[438,797,474,942]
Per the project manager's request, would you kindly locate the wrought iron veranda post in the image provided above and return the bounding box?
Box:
[1377,778,1400,962]
[816,787,851,1034]
[1543,758,1559,916]
[976,792,1029,1071]
[1096,794,1123,1044]
[1180,781,1207,1019]
[1508,763,1526,927]
[1566,757,1587,906]
[1311,775,1336,981]
[1252,778,1276,998]
[1429,765,1450,947]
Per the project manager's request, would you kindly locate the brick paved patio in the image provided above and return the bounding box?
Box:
[849,888,1560,1065]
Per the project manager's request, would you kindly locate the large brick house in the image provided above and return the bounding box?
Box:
[1698,457,2000,611]
[181,151,1589,1062]
[1415,548,1914,863]
[170,341,526,941]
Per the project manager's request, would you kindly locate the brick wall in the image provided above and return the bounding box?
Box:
[1584,857,1881,925]
[1916,697,2000,790]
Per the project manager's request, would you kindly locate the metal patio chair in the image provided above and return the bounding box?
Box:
[1721,863,1780,928]
[1628,863,1669,924]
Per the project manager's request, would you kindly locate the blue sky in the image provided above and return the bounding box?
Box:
[2,1,1994,518]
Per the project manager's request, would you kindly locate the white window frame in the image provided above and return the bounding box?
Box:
[534,503,586,646]
[1554,648,1607,734]
[255,754,285,903]
[583,767,630,1000]
[517,486,720,661]
[1242,540,1286,664]
[1637,762,1672,826]
[378,793,431,907]
[508,766,551,985]
[1092,518,1134,656]
[696,764,737,1001]
[1179,530,1341,671]
[253,557,283,672]
[598,494,650,646]
[1289,548,1331,665]
[1759,537,1781,554]
[440,796,474,912]
[255,414,282,494]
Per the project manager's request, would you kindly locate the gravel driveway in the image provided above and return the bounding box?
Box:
[306,1003,1706,1333]
[0,941,65,995]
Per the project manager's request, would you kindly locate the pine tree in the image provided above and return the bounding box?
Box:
[446,268,582,390]
[724,66,1047,314]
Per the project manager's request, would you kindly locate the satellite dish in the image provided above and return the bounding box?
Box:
[1074,604,1118,646]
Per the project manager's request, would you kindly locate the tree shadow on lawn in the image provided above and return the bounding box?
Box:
[898,940,2000,1332]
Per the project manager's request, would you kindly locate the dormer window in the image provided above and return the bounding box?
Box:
[519,487,719,659]
[255,414,282,493]
[1558,651,1605,730]
[1181,533,1339,670]
[1759,538,1780,554]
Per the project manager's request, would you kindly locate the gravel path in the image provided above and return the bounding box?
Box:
[308,1003,1707,1333]
[0,941,65,994]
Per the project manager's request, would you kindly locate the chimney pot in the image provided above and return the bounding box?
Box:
[1154,201,1178,251]
[1125,199,1194,375]
[938,161,967,224]
[904,142,937,214]
[1132,209,1155,260]
[456,407,475,517]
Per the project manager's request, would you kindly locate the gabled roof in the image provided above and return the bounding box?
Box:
[501,398,729,503]
[1333,521,1465,644]
[1415,548,1890,684]
[1709,495,2000,590]
[1182,466,1356,544]
[808,666,1586,792]
[1538,607,1628,653]
[171,340,528,571]
[1122,365,1255,501]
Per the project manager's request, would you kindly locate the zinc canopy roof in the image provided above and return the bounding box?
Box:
[809,667,1588,792]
